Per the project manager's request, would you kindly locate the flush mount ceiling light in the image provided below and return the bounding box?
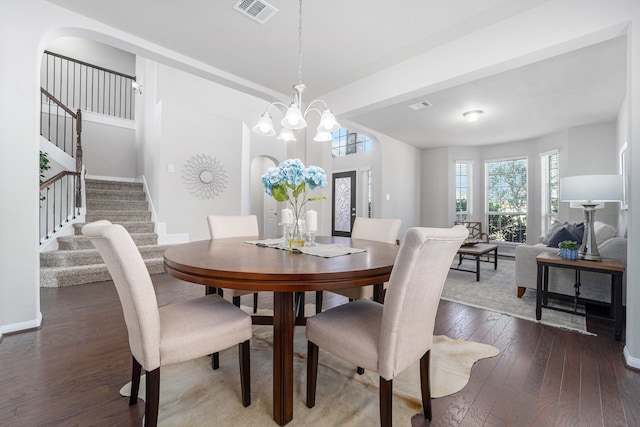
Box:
[252,0,340,142]
[463,110,484,122]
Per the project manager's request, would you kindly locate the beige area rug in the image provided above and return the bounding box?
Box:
[120,323,498,426]
[442,258,592,334]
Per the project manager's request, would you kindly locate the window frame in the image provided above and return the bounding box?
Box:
[331,128,372,158]
[455,161,472,222]
[540,150,559,234]
[485,156,528,243]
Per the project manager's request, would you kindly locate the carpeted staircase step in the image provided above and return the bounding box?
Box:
[72,221,155,235]
[57,232,158,250]
[86,199,148,211]
[40,258,166,288]
[85,179,143,192]
[85,210,152,222]
[41,244,171,267]
[41,178,166,288]
[86,189,146,201]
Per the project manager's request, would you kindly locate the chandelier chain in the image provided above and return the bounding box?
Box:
[297,0,303,87]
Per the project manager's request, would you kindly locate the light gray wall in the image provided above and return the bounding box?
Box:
[420,147,450,228]
[421,121,619,244]
[83,120,136,178]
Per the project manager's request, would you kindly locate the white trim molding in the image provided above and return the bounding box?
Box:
[624,346,640,370]
[1,312,42,336]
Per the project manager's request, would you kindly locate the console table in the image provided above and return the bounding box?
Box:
[535,252,624,341]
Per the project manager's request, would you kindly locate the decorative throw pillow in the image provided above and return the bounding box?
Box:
[542,220,563,245]
[567,222,584,242]
[594,221,617,245]
[547,226,582,248]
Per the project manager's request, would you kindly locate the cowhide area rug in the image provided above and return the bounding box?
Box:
[120,321,499,426]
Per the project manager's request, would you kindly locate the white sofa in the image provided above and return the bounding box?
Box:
[515,221,627,303]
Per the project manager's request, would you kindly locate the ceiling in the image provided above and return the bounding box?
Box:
[47,0,627,148]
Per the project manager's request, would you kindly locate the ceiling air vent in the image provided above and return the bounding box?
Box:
[408,100,432,111]
[233,0,279,24]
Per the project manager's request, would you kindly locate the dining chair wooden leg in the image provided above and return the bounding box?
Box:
[232,296,241,307]
[129,356,142,406]
[420,350,432,421]
[239,339,251,407]
[379,377,393,427]
[315,291,323,314]
[145,367,161,427]
[253,293,258,313]
[211,353,220,370]
[306,341,319,408]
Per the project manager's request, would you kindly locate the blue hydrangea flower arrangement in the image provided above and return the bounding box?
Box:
[261,159,327,240]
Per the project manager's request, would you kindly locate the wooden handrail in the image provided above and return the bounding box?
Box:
[44,50,136,81]
[41,88,77,118]
[40,171,80,191]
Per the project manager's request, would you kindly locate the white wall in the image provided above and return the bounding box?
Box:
[135,61,286,241]
[45,36,136,76]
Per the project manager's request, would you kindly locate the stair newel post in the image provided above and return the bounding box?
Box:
[75,109,83,212]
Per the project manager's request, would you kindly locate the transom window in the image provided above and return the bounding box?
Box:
[331,128,371,157]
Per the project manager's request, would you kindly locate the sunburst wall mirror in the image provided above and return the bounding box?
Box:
[182,154,228,199]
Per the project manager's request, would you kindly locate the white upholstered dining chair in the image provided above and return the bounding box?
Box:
[207,214,261,313]
[82,220,252,427]
[207,214,261,369]
[316,217,401,313]
[306,226,468,426]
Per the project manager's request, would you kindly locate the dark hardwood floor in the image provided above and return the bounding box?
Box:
[1,273,639,426]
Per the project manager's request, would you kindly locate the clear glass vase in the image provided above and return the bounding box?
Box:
[289,218,306,249]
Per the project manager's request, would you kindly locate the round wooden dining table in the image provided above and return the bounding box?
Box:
[163,236,399,426]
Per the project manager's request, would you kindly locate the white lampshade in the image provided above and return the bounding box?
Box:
[313,128,332,142]
[281,103,307,130]
[318,109,340,132]
[276,127,297,142]
[560,174,623,202]
[253,113,275,136]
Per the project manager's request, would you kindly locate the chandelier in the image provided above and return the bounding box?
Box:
[252,0,340,142]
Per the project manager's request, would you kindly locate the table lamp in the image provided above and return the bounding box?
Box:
[560,174,623,261]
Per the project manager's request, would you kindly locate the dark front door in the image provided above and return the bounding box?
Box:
[332,171,356,237]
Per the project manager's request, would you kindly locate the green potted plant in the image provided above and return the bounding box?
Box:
[558,240,579,260]
[39,151,51,202]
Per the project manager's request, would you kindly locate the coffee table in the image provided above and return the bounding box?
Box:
[451,242,498,281]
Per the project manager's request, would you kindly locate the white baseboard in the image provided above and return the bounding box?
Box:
[624,346,640,369]
[156,222,189,245]
[1,311,42,336]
